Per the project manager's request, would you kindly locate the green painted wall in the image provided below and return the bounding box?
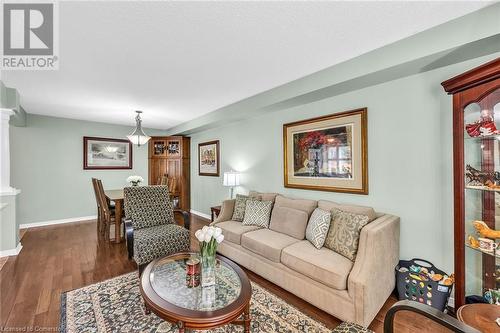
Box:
[189,53,500,273]
[9,114,163,225]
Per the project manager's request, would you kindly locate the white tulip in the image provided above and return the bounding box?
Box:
[195,230,205,242]
[202,226,209,233]
[203,233,212,242]
[206,228,215,237]
[215,234,224,244]
[214,227,222,238]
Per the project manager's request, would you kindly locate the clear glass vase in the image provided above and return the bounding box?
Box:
[201,252,216,287]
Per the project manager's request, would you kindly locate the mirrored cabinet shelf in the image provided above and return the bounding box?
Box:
[442,58,500,309]
[465,185,500,193]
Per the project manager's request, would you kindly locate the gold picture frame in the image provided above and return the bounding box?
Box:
[283,108,368,194]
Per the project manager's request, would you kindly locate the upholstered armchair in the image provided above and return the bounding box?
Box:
[123,185,190,273]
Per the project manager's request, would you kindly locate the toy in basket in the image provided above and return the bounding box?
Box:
[396,258,454,312]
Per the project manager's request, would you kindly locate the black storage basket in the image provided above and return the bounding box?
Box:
[396,258,453,312]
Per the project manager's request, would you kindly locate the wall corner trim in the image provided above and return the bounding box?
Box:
[19,215,97,229]
[0,242,22,257]
[190,209,211,221]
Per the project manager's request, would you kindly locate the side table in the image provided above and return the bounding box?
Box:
[210,205,221,222]
[457,303,500,332]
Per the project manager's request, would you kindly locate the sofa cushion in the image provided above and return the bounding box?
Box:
[242,200,273,228]
[269,206,309,239]
[274,195,317,216]
[249,191,279,203]
[318,200,377,222]
[281,240,354,290]
[305,208,331,249]
[324,208,370,261]
[214,220,260,245]
[231,194,251,222]
[133,224,190,266]
[241,229,299,262]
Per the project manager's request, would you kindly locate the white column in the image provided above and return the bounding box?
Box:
[0,108,14,193]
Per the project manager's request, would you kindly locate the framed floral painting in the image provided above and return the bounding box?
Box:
[283,108,368,194]
[198,140,220,176]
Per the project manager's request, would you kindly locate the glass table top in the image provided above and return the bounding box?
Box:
[150,254,242,311]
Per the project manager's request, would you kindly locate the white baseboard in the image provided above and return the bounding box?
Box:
[0,242,22,257]
[190,209,211,220]
[19,215,97,229]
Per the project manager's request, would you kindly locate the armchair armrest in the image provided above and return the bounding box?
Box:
[348,214,400,327]
[174,209,190,230]
[384,300,480,333]
[213,199,235,224]
[124,218,134,259]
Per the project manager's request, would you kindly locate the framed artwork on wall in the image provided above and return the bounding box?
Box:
[83,136,133,170]
[283,108,368,194]
[198,140,220,176]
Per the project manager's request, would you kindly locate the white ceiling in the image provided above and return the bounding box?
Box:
[1,1,492,129]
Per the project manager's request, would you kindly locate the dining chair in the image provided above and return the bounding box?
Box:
[91,178,102,234]
[123,185,190,274]
[159,173,168,186]
[98,179,116,240]
[167,177,177,194]
[94,179,116,240]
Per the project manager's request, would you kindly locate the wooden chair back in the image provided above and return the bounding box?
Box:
[160,174,168,186]
[167,177,177,194]
[96,179,111,216]
[91,178,101,209]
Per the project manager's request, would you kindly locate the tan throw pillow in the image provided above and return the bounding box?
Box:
[305,208,331,249]
[324,208,370,261]
[242,200,273,228]
[231,194,250,222]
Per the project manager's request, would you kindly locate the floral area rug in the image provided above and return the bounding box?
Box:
[60,272,371,333]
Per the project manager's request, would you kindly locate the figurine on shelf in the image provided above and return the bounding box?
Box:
[465,109,500,137]
[467,234,480,249]
[465,165,500,186]
[473,220,500,239]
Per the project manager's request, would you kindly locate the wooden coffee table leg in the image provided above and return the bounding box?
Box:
[144,302,151,315]
[244,303,251,333]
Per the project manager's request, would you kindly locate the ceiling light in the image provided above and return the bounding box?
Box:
[127,110,151,146]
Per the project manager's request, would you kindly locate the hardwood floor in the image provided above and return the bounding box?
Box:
[0,215,451,332]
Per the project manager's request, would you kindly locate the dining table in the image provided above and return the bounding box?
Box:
[104,189,124,243]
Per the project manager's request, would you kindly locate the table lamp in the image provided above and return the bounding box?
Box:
[223,170,240,199]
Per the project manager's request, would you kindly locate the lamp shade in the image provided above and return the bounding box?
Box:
[127,110,151,146]
[223,171,240,187]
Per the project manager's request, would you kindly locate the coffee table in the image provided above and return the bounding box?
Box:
[140,252,252,332]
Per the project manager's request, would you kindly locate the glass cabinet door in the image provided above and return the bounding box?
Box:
[464,88,500,301]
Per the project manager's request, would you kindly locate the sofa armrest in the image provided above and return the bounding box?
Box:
[213,199,235,224]
[348,214,400,327]
[124,218,134,259]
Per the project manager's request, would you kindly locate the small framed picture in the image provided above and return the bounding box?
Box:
[283,108,368,194]
[83,137,133,170]
[198,140,220,176]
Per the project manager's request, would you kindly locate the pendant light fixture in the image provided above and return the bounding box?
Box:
[127,110,151,146]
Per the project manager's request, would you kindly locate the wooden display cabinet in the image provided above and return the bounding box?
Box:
[442,58,500,309]
[148,136,190,211]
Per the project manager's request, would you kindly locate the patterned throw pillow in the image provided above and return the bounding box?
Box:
[305,208,331,249]
[231,194,250,222]
[324,208,370,261]
[242,200,273,228]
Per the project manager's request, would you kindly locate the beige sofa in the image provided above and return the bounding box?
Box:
[212,192,400,327]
